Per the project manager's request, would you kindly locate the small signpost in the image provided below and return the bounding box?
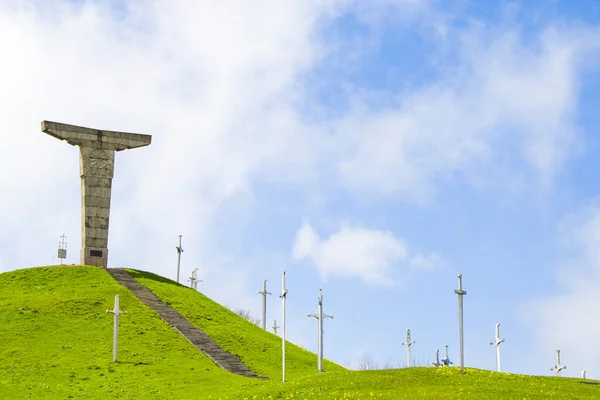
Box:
[489,323,505,372]
[401,329,415,367]
[279,272,288,382]
[258,279,271,330]
[176,235,183,283]
[454,274,467,372]
[106,295,127,362]
[57,234,67,264]
[307,288,333,373]
[550,350,566,376]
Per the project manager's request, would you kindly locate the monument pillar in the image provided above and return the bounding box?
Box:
[42,120,151,267]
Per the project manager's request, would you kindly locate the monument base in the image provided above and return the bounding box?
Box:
[82,246,108,267]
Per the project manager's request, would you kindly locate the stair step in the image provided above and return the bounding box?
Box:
[106,268,263,379]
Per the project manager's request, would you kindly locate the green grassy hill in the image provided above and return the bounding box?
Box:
[0,266,598,399]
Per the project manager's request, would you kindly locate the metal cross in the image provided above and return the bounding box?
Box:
[279,272,288,382]
[258,279,272,330]
[489,322,505,372]
[401,329,415,367]
[188,268,202,290]
[106,295,127,362]
[272,319,280,335]
[441,344,453,366]
[176,235,183,283]
[307,288,333,372]
[550,349,566,376]
[582,370,587,379]
[454,273,467,372]
[432,349,441,367]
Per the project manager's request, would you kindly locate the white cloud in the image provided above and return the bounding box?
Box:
[409,253,446,270]
[330,25,600,199]
[524,205,600,379]
[0,0,344,273]
[0,1,598,316]
[292,221,411,284]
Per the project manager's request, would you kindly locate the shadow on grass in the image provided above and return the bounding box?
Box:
[115,361,155,366]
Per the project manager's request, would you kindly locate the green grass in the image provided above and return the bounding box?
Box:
[126,269,343,380]
[1,266,599,399]
[231,367,600,399]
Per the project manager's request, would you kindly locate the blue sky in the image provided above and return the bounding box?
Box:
[2,0,600,378]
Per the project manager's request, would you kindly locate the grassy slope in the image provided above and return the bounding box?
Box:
[0,266,247,399]
[231,367,600,399]
[127,269,344,380]
[1,266,599,399]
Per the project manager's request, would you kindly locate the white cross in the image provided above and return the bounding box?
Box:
[106,295,127,362]
[489,323,505,372]
[401,329,415,367]
[550,350,567,376]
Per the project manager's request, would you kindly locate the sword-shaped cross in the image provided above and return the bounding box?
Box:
[489,322,505,372]
[188,268,202,290]
[401,329,415,367]
[176,235,184,283]
[106,295,127,362]
[550,349,567,376]
[441,344,453,366]
[272,319,280,335]
[280,272,288,382]
[307,288,333,372]
[432,349,442,367]
[258,279,272,330]
[454,274,467,372]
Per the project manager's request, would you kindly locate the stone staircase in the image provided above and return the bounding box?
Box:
[106,268,262,379]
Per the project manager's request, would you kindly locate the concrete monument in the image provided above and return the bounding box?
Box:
[42,120,151,267]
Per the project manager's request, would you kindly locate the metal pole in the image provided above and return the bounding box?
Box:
[176,235,183,283]
[454,274,467,372]
[280,272,288,382]
[258,279,271,330]
[272,319,279,335]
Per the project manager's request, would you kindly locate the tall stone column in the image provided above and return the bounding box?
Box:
[42,120,151,267]
[80,146,115,266]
